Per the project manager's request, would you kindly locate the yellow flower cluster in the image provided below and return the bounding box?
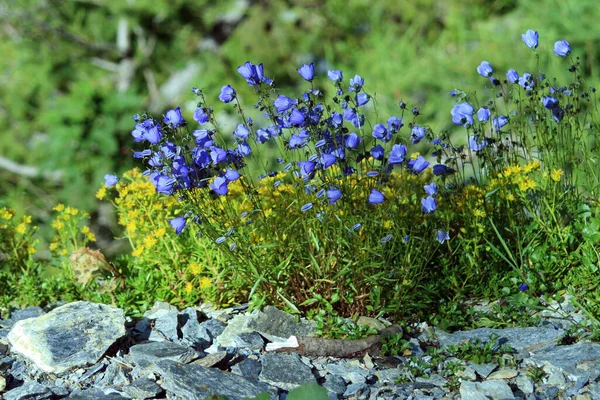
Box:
[49,204,95,257]
[0,207,37,266]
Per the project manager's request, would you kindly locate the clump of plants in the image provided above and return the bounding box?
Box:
[104,29,600,324]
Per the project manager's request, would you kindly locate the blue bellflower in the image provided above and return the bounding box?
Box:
[424,182,438,196]
[372,124,391,142]
[234,124,250,139]
[344,132,361,149]
[421,196,437,213]
[194,107,210,124]
[164,107,185,127]
[451,102,475,126]
[169,217,187,235]
[411,126,426,144]
[356,93,370,106]
[553,40,571,57]
[436,230,450,244]
[521,30,539,49]
[411,156,430,173]
[370,145,385,160]
[273,95,297,113]
[492,116,509,131]
[388,144,407,165]
[368,188,385,205]
[506,69,519,84]
[478,108,491,123]
[542,96,559,109]
[328,70,343,82]
[349,75,364,92]
[219,85,236,103]
[104,174,119,187]
[210,176,229,195]
[477,61,493,78]
[297,63,315,81]
[387,116,404,133]
[327,188,342,204]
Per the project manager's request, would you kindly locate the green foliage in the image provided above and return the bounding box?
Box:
[311,310,379,340]
[380,333,411,357]
[446,333,514,365]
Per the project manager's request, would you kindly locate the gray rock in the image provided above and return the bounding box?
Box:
[259,353,316,391]
[538,385,559,399]
[199,318,226,340]
[190,351,228,368]
[97,362,130,387]
[515,374,534,395]
[122,377,164,399]
[415,373,447,387]
[143,301,178,320]
[323,373,347,397]
[487,368,519,380]
[326,361,370,384]
[468,362,497,379]
[374,368,403,384]
[435,327,564,353]
[0,328,10,344]
[3,381,53,400]
[7,302,125,374]
[129,341,200,367]
[245,306,316,342]
[529,342,600,381]
[132,318,152,341]
[231,357,262,380]
[68,387,129,399]
[460,380,515,400]
[344,381,370,398]
[179,308,212,349]
[566,377,589,397]
[154,359,278,400]
[148,309,179,342]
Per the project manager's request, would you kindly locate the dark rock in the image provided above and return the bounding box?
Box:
[9,359,29,381]
[132,318,152,341]
[259,353,316,391]
[435,327,564,353]
[199,318,226,340]
[245,306,316,341]
[96,362,130,387]
[189,351,228,368]
[7,302,126,374]
[129,341,200,368]
[68,387,129,399]
[0,356,15,372]
[179,308,212,350]
[344,381,370,398]
[76,361,107,383]
[323,373,347,397]
[0,307,45,329]
[236,332,265,350]
[154,359,278,400]
[148,310,179,342]
[231,357,262,380]
[3,381,53,400]
[122,377,164,399]
[565,377,589,397]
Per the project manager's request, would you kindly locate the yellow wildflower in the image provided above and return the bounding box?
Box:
[51,220,65,230]
[15,223,27,234]
[185,282,193,295]
[383,220,394,229]
[60,249,68,256]
[188,262,202,275]
[143,235,157,248]
[28,247,36,254]
[96,186,107,200]
[519,178,536,192]
[81,225,90,234]
[523,160,541,173]
[473,209,486,218]
[507,193,515,201]
[156,227,166,238]
[49,242,59,251]
[410,152,420,160]
[21,215,32,224]
[200,277,212,290]
[0,208,13,220]
[264,208,273,217]
[86,232,96,242]
[53,204,65,212]
[131,246,144,257]
[551,169,564,182]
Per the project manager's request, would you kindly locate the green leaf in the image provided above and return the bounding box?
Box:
[286,383,329,400]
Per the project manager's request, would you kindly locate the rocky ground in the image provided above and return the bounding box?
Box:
[0,297,599,400]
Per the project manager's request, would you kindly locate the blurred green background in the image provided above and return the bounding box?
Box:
[1,0,599,255]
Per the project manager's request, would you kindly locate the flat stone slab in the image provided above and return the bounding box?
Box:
[528,342,600,381]
[259,353,317,391]
[435,327,564,353]
[7,302,125,374]
[154,359,278,400]
[129,341,200,366]
[460,380,515,400]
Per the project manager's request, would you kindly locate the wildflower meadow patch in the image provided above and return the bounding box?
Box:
[3,31,600,333]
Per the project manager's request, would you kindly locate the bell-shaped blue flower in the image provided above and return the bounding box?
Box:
[328,70,343,82]
[553,40,571,57]
[210,146,227,165]
[477,107,491,123]
[193,130,214,148]
[164,107,185,127]
[297,63,315,81]
[210,176,229,195]
[144,125,162,144]
[451,102,475,126]
[506,69,519,84]
[436,230,450,244]
[518,73,534,89]
[387,116,404,133]
[372,124,391,142]
[344,132,361,149]
[104,174,119,187]
[411,126,426,144]
[368,188,385,205]
[411,156,430,174]
[370,145,385,161]
[349,75,364,92]
[424,182,438,196]
[237,61,262,86]
[194,107,210,125]
[521,30,539,49]
[388,144,407,165]
[477,61,493,78]
[469,137,487,152]
[326,188,342,204]
[492,116,509,131]
[169,217,187,235]
[289,108,305,126]
[433,164,456,176]
[237,141,252,157]
[320,153,337,169]
[234,124,250,139]
[298,160,316,177]
[356,93,370,107]
[542,96,559,109]
[421,196,437,213]
[273,95,297,113]
[219,85,236,103]
[224,169,240,182]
